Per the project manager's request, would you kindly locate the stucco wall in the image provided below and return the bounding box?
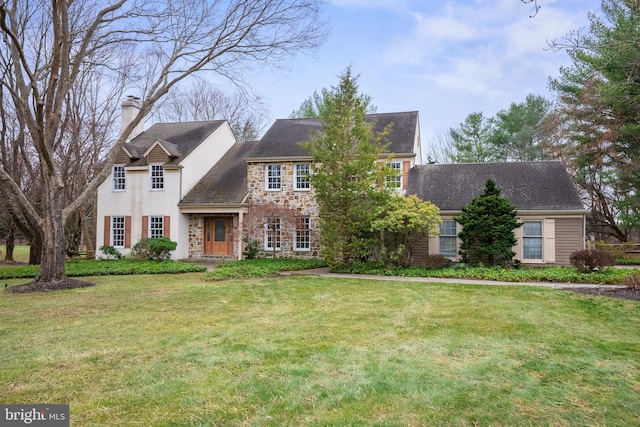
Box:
[96,167,188,259]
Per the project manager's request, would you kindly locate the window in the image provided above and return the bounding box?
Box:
[112,165,126,191]
[266,164,281,190]
[150,164,164,190]
[111,216,125,248]
[385,161,402,189]
[149,216,164,239]
[265,218,281,250]
[294,217,311,251]
[523,221,543,259]
[439,220,457,258]
[295,163,311,190]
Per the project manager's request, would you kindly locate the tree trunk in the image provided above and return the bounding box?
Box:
[80,207,95,259]
[4,220,15,261]
[28,230,43,266]
[34,196,67,282]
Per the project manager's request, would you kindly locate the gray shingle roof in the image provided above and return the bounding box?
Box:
[407,161,584,211]
[125,121,226,165]
[248,111,419,159]
[180,140,258,205]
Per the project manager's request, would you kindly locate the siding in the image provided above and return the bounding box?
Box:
[147,145,168,164]
[410,238,430,265]
[115,148,130,164]
[554,217,584,265]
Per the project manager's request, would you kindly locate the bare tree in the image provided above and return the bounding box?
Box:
[424,129,457,164]
[0,0,326,290]
[245,203,298,259]
[152,80,269,141]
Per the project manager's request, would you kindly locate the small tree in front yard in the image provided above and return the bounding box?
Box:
[455,179,522,267]
[371,194,441,267]
[245,204,298,259]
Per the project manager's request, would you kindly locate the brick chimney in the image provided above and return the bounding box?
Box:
[121,96,144,141]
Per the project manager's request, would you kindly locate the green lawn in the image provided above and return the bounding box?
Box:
[1,274,638,426]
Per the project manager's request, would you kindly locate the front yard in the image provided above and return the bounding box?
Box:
[1,273,638,426]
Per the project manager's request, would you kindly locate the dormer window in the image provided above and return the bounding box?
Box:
[112,165,126,191]
[150,164,164,190]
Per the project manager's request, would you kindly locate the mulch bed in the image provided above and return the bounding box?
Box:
[5,278,95,293]
[562,287,640,301]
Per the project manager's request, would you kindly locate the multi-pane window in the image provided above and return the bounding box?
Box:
[294,217,311,251]
[295,163,311,190]
[111,216,125,248]
[266,164,282,190]
[150,164,164,190]
[149,216,164,239]
[385,161,402,189]
[439,220,458,258]
[523,221,543,259]
[112,165,126,191]
[265,218,281,250]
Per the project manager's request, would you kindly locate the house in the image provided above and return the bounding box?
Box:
[96,100,585,265]
[407,161,587,265]
[241,111,423,258]
[96,98,237,259]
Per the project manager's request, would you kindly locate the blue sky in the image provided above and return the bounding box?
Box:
[250,0,603,143]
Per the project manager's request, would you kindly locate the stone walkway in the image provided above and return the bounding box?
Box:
[284,267,626,289]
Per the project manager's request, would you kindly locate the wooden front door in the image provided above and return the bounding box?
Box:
[204,217,233,255]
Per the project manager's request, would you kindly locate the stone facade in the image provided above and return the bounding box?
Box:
[246,161,321,259]
[188,215,204,257]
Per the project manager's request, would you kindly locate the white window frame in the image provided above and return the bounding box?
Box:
[265,164,282,191]
[149,216,164,239]
[264,218,281,251]
[294,216,311,251]
[112,165,126,191]
[150,164,164,191]
[294,163,311,191]
[439,220,458,258]
[385,161,402,189]
[111,216,125,248]
[523,221,543,260]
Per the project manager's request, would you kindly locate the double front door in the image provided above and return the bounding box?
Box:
[204,217,232,255]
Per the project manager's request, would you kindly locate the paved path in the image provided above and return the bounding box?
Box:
[284,267,625,289]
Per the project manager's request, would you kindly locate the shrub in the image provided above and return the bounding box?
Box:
[245,238,260,259]
[99,245,123,260]
[131,237,177,261]
[569,249,616,273]
[623,273,640,291]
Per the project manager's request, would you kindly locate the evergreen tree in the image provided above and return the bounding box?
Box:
[303,68,391,266]
[455,179,522,267]
[550,0,640,237]
[449,112,495,163]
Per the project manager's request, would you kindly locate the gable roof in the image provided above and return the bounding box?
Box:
[407,161,584,212]
[247,111,419,160]
[125,121,226,165]
[180,140,259,206]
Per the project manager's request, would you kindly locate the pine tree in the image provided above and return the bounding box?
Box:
[303,68,391,266]
[455,179,522,267]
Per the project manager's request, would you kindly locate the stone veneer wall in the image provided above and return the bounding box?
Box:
[246,162,321,259]
[188,215,204,257]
